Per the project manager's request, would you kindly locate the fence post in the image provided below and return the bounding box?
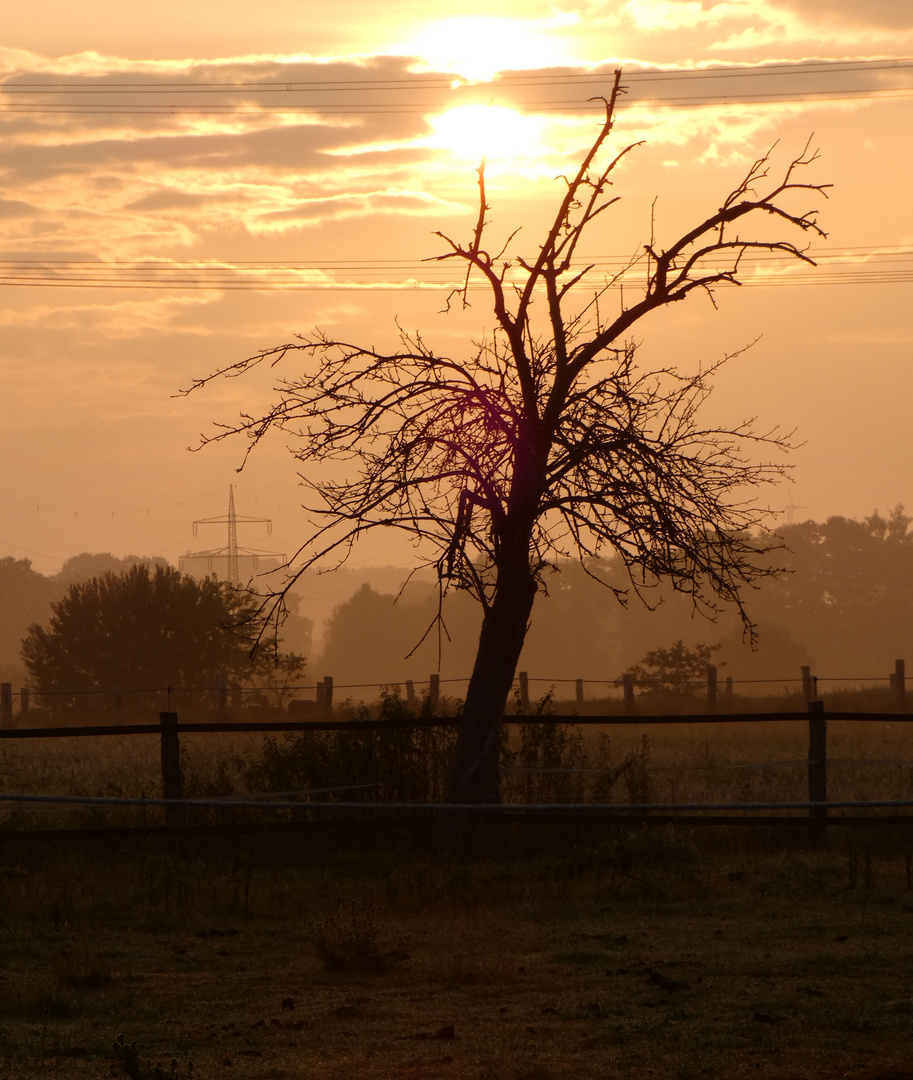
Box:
[807,700,827,848]
[575,678,584,710]
[891,659,906,711]
[0,683,11,728]
[429,674,440,710]
[706,664,718,713]
[322,676,333,719]
[159,711,184,828]
[518,671,530,713]
[20,687,29,721]
[801,665,816,703]
[622,673,636,715]
[406,680,415,705]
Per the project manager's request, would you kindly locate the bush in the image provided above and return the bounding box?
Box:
[245,687,646,810]
[245,688,458,804]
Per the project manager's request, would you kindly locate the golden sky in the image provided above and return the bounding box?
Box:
[1,0,912,574]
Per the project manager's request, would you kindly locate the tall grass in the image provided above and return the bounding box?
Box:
[2,686,913,839]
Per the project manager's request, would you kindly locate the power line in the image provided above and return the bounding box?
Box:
[2,275,909,291]
[4,58,912,91]
[2,245,908,267]
[3,88,912,116]
[0,486,233,518]
[1,59,911,115]
[1,248,910,291]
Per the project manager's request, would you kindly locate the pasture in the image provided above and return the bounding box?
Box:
[2,704,913,1079]
[3,833,913,1080]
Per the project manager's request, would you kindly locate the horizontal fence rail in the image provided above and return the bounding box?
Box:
[0,711,863,738]
[2,703,913,843]
[0,658,908,724]
[0,709,906,742]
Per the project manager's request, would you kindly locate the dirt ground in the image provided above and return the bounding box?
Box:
[2,834,913,1080]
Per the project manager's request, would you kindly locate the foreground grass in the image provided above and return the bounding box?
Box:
[2,831,913,1080]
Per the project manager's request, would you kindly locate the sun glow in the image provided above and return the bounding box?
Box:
[428,104,546,165]
[402,16,575,82]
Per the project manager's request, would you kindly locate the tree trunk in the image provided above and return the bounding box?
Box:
[438,565,537,856]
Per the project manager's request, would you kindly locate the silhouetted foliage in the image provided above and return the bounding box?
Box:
[0,558,55,684]
[54,552,169,589]
[22,564,264,717]
[626,640,721,705]
[746,506,913,674]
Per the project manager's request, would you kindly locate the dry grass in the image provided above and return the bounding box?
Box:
[3,707,913,839]
[2,835,913,1079]
[575,717,913,806]
[2,697,913,1079]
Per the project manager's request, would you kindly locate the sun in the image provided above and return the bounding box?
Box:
[401,16,575,82]
[428,104,546,165]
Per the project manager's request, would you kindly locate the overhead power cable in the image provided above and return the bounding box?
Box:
[2,88,911,116]
[1,58,912,115]
[0,247,910,291]
[4,58,912,91]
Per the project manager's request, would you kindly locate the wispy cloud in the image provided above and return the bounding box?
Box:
[562,0,913,58]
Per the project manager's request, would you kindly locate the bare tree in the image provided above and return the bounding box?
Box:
[185,71,828,841]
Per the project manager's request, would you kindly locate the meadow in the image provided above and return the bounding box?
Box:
[3,684,913,830]
[2,690,913,1079]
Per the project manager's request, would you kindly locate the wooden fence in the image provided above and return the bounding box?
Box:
[2,702,912,844]
[0,658,908,725]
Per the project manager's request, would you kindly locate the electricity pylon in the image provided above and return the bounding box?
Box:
[183,485,279,585]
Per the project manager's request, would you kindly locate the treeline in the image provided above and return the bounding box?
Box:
[3,507,912,697]
[309,508,913,688]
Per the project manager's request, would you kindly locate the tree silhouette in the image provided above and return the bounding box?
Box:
[0,557,55,683]
[746,507,913,674]
[187,72,828,844]
[625,640,722,707]
[22,564,264,717]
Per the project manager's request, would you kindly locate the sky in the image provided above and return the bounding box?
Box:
[1,0,912,579]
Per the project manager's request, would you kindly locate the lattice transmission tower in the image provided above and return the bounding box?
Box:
[180,485,284,584]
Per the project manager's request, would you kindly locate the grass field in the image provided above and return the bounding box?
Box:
[3,706,913,832]
[3,832,913,1080]
[3,703,913,1079]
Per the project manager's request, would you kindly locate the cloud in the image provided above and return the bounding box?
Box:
[773,0,913,29]
[560,0,913,57]
[0,44,903,325]
[0,292,214,334]
[126,190,212,212]
[619,0,913,34]
[0,198,36,219]
[250,189,464,233]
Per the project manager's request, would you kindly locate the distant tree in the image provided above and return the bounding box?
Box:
[312,561,623,691]
[715,619,813,686]
[518,559,623,679]
[316,582,474,688]
[625,640,721,705]
[0,557,56,685]
[53,552,169,589]
[22,564,266,717]
[747,506,913,674]
[279,592,315,660]
[248,650,308,710]
[188,71,827,847]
